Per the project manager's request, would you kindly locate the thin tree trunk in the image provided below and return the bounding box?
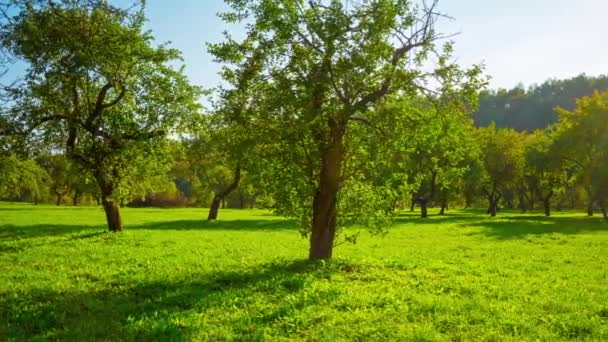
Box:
[439,201,447,216]
[56,193,63,206]
[207,166,241,221]
[420,199,428,218]
[543,191,553,217]
[602,206,607,220]
[207,195,221,220]
[309,123,343,260]
[518,191,527,213]
[587,199,594,217]
[102,196,122,232]
[73,192,81,206]
[410,198,415,212]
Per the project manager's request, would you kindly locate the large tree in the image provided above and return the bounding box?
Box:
[212,0,483,259]
[0,0,200,231]
[523,131,570,217]
[475,124,525,216]
[552,91,608,219]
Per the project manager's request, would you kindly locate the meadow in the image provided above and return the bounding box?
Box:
[0,202,607,341]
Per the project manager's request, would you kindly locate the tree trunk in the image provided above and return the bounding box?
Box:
[420,199,428,218]
[439,201,447,216]
[410,198,415,212]
[518,192,527,213]
[309,124,343,260]
[543,191,553,217]
[207,195,222,220]
[587,199,594,217]
[102,196,122,232]
[73,192,81,206]
[207,166,241,221]
[487,194,498,217]
[56,193,63,206]
[601,206,607,220]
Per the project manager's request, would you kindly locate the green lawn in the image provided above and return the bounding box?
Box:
[0,202,607,341]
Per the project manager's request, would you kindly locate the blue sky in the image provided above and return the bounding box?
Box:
[141,0,607,91]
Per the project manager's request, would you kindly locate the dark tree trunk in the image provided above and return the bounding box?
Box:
[420,199,428,218]
[102,196,122,232]
[543,191,553,217]
[489,200,497,217]
[208,196,221,220]
[439,201,447,216]
[410,198,415,212]
[73,192,81,206]
[518,191,527,213]
[587,200,594,217]
[95,195,101,206]
[601,206,607,220]
[56,193,63,206]
[207,166,241,221]
[309,123,343,260]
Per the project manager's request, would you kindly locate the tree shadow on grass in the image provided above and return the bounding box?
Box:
[0,218,297,242]
[393,211,485,226]
[465,215,608,240]
[132,219,298,232]
[0,224,105,241]
[0,259,352,340]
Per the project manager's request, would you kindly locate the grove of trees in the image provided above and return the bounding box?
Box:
[0,0,606,260]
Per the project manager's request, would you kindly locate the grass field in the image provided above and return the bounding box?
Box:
[0,202,607,341]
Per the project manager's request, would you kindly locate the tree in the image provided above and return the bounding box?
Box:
[475,124,525,216]
[213,0,484,259]
[404,99,478,218]
[1,1,200,231]
[524,131,568,217]
[38,154,70,206]
[0,154,48,202]
[552,91,608,219]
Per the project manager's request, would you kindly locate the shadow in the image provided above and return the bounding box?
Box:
[0,259,353,340]
[0,206,100,211]
[393,211,485,226]
[466,216,608,240]
[0,218,296,243]
[0,224,105,241]
[132,219,298,232]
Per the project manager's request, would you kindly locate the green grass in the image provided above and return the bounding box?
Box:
[0,202,607,341]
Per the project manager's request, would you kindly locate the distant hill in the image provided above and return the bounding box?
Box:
[473,74,608,131]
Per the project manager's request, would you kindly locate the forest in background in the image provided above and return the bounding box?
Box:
[473,74,608,131]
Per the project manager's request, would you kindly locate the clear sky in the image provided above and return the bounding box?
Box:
[140,0,607,91]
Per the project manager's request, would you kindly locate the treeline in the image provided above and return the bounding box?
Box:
[3,90,607,220]
[473,74,608,131]
[0,0,606,261]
